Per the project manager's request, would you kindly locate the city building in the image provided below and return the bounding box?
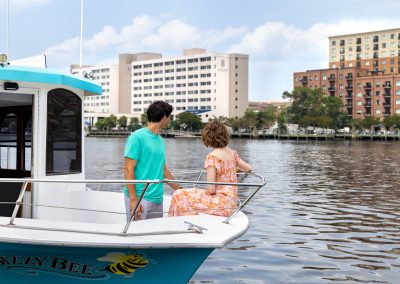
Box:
[294,28,400,119]
[125,48,249,121]
[72,48,249,125]
[70,64,129,127]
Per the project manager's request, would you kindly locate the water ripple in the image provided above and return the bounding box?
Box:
[86,138,400,284]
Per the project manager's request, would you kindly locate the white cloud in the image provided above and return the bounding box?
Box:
[41,16,400,100]
[229,19,400,100]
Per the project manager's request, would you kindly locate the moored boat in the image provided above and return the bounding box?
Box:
[0,61,265,283]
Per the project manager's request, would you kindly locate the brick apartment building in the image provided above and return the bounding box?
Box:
[294,28,400,119]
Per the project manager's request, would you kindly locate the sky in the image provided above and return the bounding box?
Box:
[1,0,400,101]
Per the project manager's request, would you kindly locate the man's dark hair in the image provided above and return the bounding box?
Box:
[147,101,173,123]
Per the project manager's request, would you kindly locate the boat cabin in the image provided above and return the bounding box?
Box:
[0,65,102,219]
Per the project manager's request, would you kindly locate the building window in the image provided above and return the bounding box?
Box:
[376,109,381,114]
[46,89,82,175]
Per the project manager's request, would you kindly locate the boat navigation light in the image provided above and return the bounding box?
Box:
[4,82,19,91]
[0,54,8,65]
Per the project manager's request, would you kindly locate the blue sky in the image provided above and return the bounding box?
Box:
[2,0,400,101]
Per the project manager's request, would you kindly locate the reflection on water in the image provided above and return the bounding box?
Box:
[86,137,400,284]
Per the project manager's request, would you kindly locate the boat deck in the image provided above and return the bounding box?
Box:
[0,212,249,249]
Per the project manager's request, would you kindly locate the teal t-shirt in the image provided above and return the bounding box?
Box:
[123,127,165,203]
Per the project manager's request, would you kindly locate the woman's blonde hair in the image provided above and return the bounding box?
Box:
[201,120,229,148]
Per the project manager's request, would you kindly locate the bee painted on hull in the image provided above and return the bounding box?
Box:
[97,252,149,276]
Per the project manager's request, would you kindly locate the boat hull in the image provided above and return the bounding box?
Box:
[0,242,213,283]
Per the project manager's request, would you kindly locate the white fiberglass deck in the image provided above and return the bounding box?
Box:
[0,212,249,249]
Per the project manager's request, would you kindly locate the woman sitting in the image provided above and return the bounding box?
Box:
[168,120,252,217]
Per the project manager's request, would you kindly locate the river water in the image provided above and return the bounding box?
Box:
[85,137,400,284]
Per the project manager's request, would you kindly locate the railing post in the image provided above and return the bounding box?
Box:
[8,181,29,225]
[223,174,264,224]
[7,145,10,169]
[122,182,150,234]
[193,171,203,189]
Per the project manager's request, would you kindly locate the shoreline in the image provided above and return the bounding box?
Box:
[86,131,400,141]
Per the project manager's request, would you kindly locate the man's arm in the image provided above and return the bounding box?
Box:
[164,165,181,190]
[125,158,143,216]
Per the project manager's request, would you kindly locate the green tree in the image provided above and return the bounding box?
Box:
[361,116,380,130]
[225,117,242,131]
[283,87,346,129]
[117,115,128,129]
[242,110,257,129]
[127,117,141,131]
[349,118,363,131]
[256,105,276,129]
[94,118,106,130]
[175,111,203,131]
[277,110,287,134]
[141,113,148,126]
[383,115,400,130]
[104,115,117,130]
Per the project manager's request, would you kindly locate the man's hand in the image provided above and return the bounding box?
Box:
[129,198,144,221]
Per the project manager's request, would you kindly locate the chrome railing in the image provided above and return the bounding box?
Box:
[0,171,266,236]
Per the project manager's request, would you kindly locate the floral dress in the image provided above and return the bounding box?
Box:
[168,151,240,217]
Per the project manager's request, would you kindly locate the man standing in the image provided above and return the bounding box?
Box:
[124,101,180,221]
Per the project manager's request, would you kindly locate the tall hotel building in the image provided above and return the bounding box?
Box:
[70,64,121,126]
[121,48,248,121]
[294,28,400,119]
[72,48,249,124]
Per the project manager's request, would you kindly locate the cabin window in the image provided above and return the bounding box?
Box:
[46,89,82,175]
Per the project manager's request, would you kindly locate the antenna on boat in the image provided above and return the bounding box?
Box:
[79,0,84,67]
[6,0,10,61]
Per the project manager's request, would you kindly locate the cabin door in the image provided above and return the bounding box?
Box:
[0,106,32,217]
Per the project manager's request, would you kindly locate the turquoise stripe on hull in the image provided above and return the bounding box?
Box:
[0,243,213,283]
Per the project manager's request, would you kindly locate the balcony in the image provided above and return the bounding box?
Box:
[346,95,353,100]
[356,46,362,52]
[328,76,336,82]
[345,74,353,80]
[300,78,308,85]
[383,84,391,89]
[346,104,353,108]
[384,92,391,97]
[364,84,372,90]
[384,101,391,107]
[345,85,353,91]
[365,92,372,98]
[364,104,372,108]
[356,38,362,44]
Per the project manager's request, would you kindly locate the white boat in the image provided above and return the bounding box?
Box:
[0,62,265,283]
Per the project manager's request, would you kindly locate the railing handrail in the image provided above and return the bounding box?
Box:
[0,171,266,236]
[0,176,265,187]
